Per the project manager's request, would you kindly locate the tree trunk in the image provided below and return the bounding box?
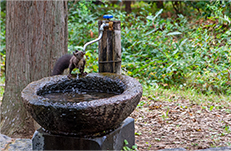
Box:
[1,1,68,138]
[125,1,132,14]
[156,1,164,8]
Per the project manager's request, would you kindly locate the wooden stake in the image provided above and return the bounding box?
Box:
[98,20,121,74]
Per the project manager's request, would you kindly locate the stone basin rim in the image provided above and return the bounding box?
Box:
[21,72,143,135]
[21,73,142,110]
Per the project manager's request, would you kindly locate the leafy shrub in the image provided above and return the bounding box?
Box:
[0,1,6,73]
[1,1,230,95]
[105,2,230,95]
[186,1,231,17]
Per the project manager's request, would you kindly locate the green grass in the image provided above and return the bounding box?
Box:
[142,85,231,107]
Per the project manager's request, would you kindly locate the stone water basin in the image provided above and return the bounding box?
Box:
[21,73,142,136]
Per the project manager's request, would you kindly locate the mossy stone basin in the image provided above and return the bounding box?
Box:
[21,73,142,136]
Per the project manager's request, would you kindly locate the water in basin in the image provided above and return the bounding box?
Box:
[43,90,117,103]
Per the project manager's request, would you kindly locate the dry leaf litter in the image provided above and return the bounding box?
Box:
[130,97,231,150]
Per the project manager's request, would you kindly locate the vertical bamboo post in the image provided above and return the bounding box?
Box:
[98,20,121,74]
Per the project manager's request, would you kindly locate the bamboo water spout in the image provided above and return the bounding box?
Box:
[83,22,108,52]
[83,15,113,52]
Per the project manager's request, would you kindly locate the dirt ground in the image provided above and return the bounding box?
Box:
[130,97,231,150]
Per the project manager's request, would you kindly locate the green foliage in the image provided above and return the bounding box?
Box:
[123,139,138,151]
[0,0,6,73]
[48,1,231,95]
[68,1,104,73]
[186,1,231,17]
[0,75,5,101]
[67,1,231,95]
[0,1,230,96]
[117,3,231,95]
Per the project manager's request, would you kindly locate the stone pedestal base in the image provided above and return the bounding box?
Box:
[32,118,134,150]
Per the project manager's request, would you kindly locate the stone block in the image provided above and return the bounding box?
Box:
[32,117,135,150]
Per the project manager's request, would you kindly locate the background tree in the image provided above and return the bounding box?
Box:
[125,1,132,14]
[0,1,68,138]
[156,1,164,8]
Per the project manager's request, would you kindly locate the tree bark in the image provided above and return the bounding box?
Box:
[125,1,132,14]
[156,1,164,8]
[1,1,68,138]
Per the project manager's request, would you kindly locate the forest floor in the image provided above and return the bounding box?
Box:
[0,96,231,150]
[130,97,231,150]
